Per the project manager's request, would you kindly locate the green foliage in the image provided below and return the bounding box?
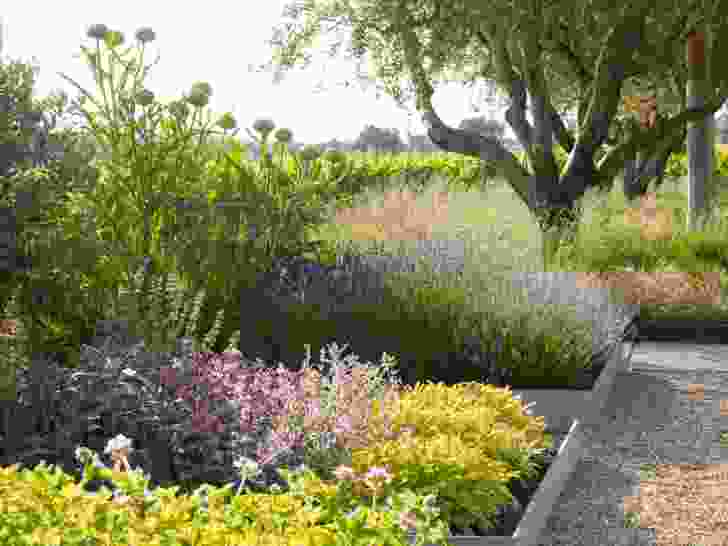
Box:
[9,13,728,389]
[0,53,117,374]
[7,267,109,369]
[107,257,232,357]
[664,146,726,180]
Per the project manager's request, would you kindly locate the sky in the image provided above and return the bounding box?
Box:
[1,2,725,149]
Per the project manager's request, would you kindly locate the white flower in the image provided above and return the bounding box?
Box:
[105,434,134,454]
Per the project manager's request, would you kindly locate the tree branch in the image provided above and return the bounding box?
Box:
[550,7,653,205]
[596,93,728,188]
[474,22,576,156]
[396,17,532,208]
[519,27,560,199]
[549,106,576,155]
[577,9,651,155]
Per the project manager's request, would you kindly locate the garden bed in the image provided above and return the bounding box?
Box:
[398,420,585,546]
[1,428,570,546]
[0,324,635,546]
[7,424,576,546]
[394,337,633,545]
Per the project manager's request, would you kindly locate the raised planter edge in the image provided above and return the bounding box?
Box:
[404,418,585,546]
[509,336,630,432]
[635,316,728,343]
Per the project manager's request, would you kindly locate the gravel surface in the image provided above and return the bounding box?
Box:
[536,359,728,545]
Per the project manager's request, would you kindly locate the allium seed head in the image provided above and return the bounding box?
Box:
[87,24,110,40]
[135,27,156,44]
[185,90,210,109]
[190,81,213,99]
[253,118,275,136]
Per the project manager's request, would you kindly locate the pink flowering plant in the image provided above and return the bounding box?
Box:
[59,346,459,544]
[53,337,545,544]
[143,341,466,542]
[155,341,407,474]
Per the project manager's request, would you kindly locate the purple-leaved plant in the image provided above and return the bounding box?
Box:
[157,342,405,476]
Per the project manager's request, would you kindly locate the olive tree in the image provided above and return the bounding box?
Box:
[256,0,728,265]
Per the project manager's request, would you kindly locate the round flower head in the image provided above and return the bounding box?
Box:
[135,27,156,44]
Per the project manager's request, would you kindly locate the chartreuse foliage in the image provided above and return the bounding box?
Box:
[0,381,550,545]
[345,380,548,532]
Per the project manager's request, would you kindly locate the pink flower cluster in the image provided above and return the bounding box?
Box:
[156,349,410,468]
[157,352,306,451]
[265,364,409,461]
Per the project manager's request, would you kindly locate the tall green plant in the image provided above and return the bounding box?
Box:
[0,48,138,455]
[51,23,240,343]
[172,119,351,303]
[0,50,119,365]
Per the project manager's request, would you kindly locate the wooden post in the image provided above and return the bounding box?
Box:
[687,28,715,232]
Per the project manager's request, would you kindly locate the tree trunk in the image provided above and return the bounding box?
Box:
[623,126,686,201]
[687,28,715,232]
[527,171,585,270]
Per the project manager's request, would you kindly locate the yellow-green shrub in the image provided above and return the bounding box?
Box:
[350,381,546,478]
[345,381,548,530]
[0,464,340,546]
[1,381,549,543]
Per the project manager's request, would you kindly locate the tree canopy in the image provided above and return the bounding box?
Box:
[354,123,406,151]
[258,0,728,241]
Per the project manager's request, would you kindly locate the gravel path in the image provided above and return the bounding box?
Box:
[536,353,728,545]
